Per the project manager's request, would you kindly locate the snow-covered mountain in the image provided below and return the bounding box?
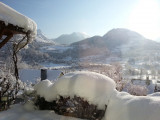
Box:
[69,28,160,62]
[18,28,160,66]
[53,32,90,45]
[72,28,160,49]
[35,29,55,44]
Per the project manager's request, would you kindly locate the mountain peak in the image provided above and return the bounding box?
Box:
[37,29,43,35]
[36,29,55,44]
[54,32,90,45]
[103,28,144,39]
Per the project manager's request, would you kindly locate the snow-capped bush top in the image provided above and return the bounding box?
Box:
[0,2,37,41]
[34,71,116,109]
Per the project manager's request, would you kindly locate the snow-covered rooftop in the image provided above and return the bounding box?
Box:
[0,2,37,41]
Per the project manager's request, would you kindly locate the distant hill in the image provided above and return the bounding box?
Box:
[53,32,90,45]
[72,28,160,49]
[71,28,160,58]
[72,28,145,48]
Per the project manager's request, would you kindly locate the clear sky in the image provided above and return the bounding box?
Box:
[1,0,160,40]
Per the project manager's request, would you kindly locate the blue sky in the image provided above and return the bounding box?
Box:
[1,0,160,40]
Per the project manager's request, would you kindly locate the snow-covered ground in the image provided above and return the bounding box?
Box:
[0,104,83,120]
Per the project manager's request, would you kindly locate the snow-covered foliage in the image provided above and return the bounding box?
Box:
[0,2,37,41]
[0,69,24,98]
[127,84,148,96]
[116,80,128,91]
[34,71,116,109]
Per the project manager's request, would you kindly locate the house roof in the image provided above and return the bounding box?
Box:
[0,2,37,49]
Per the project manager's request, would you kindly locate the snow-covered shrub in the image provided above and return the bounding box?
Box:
[127,84,148,96]
[0,69,25,110]
[34,71,116,119]
[34,71,116,109]
[116,80,128,91]
[35,95,106,120]
[0,69,24,98]
[19,80,37,104]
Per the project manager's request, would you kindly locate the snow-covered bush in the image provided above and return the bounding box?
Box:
[127,84,148,96]
[0,68,25,110]
[0,69,24,98]
[116,80,128,91]
[34,71,116,109]
[35,95,106,120]
[34,71,116,119]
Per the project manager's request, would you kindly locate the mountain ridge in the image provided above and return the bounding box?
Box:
[53,32,90,45]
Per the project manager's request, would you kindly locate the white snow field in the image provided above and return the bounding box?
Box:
[0,2,37,42]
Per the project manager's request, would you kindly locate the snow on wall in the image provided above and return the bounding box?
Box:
[0,2,37,41]
[34,71,116,109]
[105,90,160,120]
